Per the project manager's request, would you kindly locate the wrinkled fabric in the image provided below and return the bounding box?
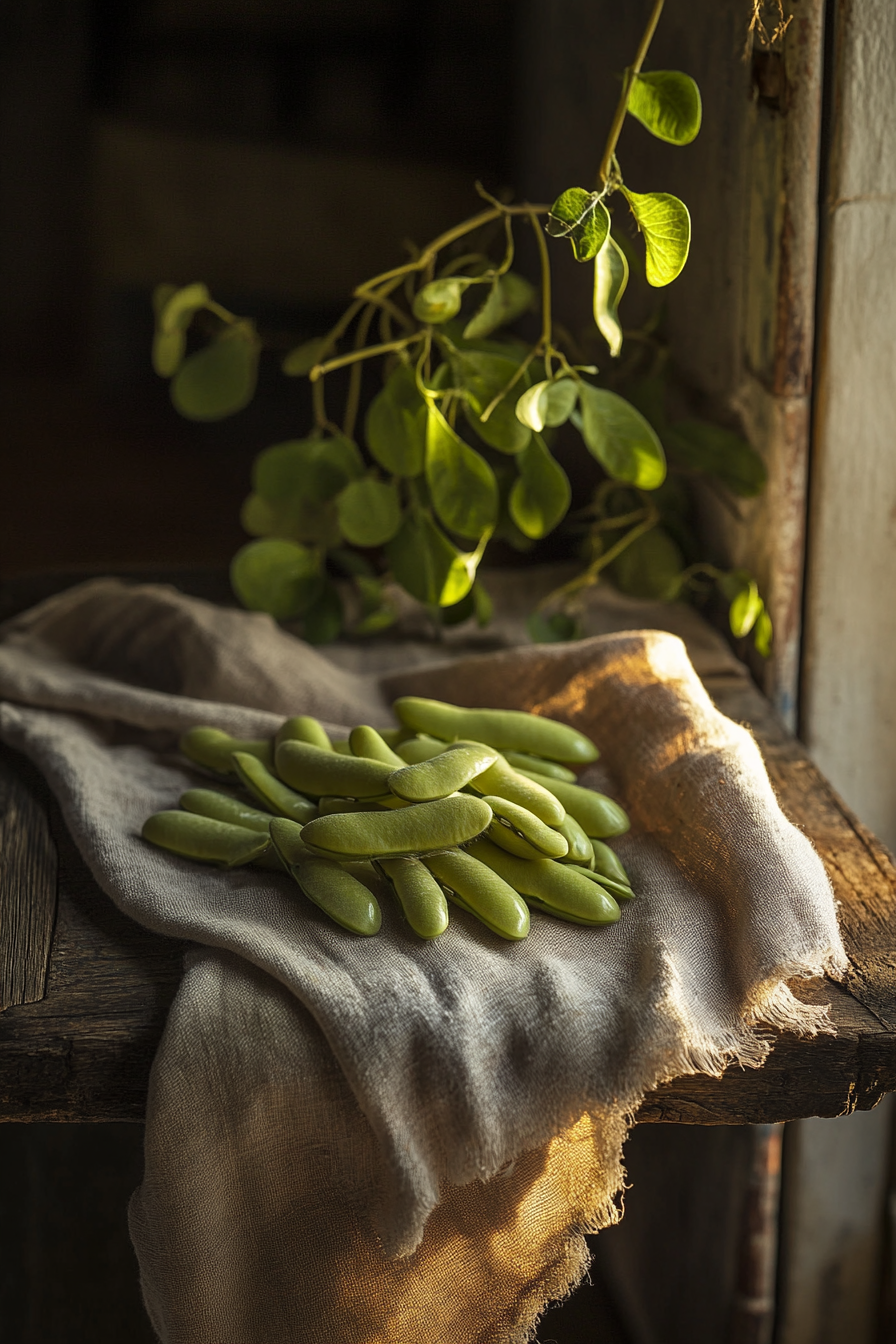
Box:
[0,577,847,1344]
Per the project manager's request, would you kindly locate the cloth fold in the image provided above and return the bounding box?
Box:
[0,577,847,1344]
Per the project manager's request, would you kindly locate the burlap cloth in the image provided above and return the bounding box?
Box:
[0,573,847,1344]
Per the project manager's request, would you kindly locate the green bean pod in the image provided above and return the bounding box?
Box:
[501,752,577,783]
[269,819,382,935]
[179,726,274,776]
[142,810,271,868]
[393,696,599,764]
[232,751,318,824]
[563,864,635,902]
[486,821,553,862]
[275,740,395,799]
[377,857,450,939]
[590,839,632,889]
[300,794,493,861]
[483,796,569,858]
[275,715,333,752]
[389,743,498,802]
[349,725,406,767]
[555,813,595,866]
[515,769,630,838]
[423,849,530,941]
[468,837,620,925]
[179,788,274,834]
[396,736,447,765]
[468,755,565,827]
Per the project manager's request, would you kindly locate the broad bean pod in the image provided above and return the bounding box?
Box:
[276,740,395,799]
[270,818,381,935]
[232,751,318,824]
[389,743,498,803]
[300,794,493,861]
[180,726,274,775]
[424,849,530,941]
[468,837,620,925]
[377,857,450,939]
[143,810,271,868]
[393,696,599,764]
[515,769,630,838]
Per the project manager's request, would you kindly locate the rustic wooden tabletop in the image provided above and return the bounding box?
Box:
[2,573,895,1124]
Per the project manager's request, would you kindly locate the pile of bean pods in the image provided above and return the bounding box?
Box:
[141,696,635,940]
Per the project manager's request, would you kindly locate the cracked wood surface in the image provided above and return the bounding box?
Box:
[1,634,895,1123]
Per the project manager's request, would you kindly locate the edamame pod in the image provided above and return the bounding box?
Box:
[468,755,565,827]
[180,788,274,834]
[555,813,595,866]
[486,822,553,862]
[483,795,569,858]
[142,810,271,868]
[389,743,498,802]
[300,794,493,861]
[590,839,632,889]
[515,769,630,838]
[179,727,274,775]
[349,725,405,767]
[232,751,318,824]
[564,864,635,902]
[393,696,598,764]
[502,752,577,783]
[378,857,449,939]
[275,715,333,752]
[424,849,530,941]
[468,837,620,925]
[276,740,395,799]
[270,818,381,935]
[396,736,447,765]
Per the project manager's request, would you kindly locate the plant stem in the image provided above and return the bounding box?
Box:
[530,209,553,377]
[310,333,423,381]
[343,302,377,440]
[539,503,659,609]
[597,0,666,187]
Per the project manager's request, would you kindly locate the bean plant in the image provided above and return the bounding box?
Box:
[150,0,771,656]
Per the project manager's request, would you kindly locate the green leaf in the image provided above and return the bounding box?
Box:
[152,283,178,319]
[546,189,611,262]
[353,576,399,635]
[473,580,493,627]
[611,527,684,601]
[664,420,767,497]
[622,190,691,287]
[509,436,571,539]
[527,611,582,644]
[282,338,328,377]
[412,278,469,324]
[303,581,344,644]
[330,546,376,578]
[628,71,702,145]
[385,510,474,607]
[365,364,427,476]
[425,406,498,540]
[729,580,763,638]
[593,233,630,358]
[515,378,578,433]
[152,328,185,377]
[253,434,364,504]
[230,539,322,620]
[239,491,341,548]
[754,606,773,658]
[451,349,531,454]
[336,476,402,548]
[157,282,210,334]
[578,384,666,489]
[462,272,536,340]
[170,324,259,421]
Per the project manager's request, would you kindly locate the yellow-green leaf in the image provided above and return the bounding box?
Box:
[152,328,185,377]
[385,511,474,607]
[577,384,666,489]
[593,232,630,358]
[425,406,498,540]
[158,282,210,335]
[515,379,578,433]
[451,349,531,454]
[622,189,691,287]
[628,71,702,145]
[365,364,427,476]
[412,278,470,324]
[546,189,610,262]
[509,436,571,539]
[462,272,536,340]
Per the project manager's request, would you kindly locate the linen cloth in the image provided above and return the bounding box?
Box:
[0,576,847,1344]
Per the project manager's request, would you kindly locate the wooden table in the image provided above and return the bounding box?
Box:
[2,574,896,1125]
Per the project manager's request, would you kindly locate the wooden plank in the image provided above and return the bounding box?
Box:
[0,748,58,1012]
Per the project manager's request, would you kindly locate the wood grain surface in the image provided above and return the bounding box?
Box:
[0,749,58,1012]
[1,611,895,1123]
